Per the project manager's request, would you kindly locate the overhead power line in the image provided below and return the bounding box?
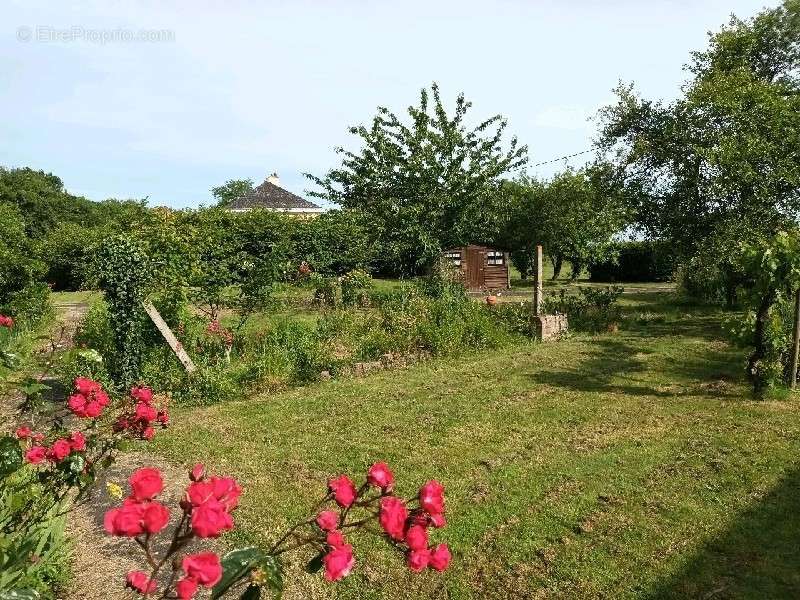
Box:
[530,149,594,167]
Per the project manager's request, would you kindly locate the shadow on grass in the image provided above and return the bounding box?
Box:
[647,466,800,599]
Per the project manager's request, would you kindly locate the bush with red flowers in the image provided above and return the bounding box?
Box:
[110,461,451,598]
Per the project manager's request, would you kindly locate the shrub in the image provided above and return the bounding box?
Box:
[2,283,53,329]
[340,269,373,307]
[311,274,341,308]
[543,286,624,332]
[41,223,101,291]
[588,241,675,283]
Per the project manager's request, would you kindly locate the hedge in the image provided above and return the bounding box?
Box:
[588,241,676,283]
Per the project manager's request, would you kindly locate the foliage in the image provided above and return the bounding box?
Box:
[310,274,341,308]
[0,202,46,311]
[94,236,152,387]
[294,209,374,275]
[588,241,676,283]
[40,223,102,291]
[307,83,528,275]
[543,286,625,332]
[340,269,373,307]
[211,178,254,207]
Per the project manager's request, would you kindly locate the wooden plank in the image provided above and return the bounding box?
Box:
[142,300,197,373]
[533,245,543,315]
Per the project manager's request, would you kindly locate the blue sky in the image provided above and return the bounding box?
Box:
[1,0,776,208]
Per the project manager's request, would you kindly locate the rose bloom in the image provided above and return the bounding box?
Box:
[328,475,357,508]
[367,462,394,490]
[142,426,155,441]
[74,377,101,396]
[67,393,88,417]
[191,499,234,538]
[326,530,346,548]
[323,543,355,582]
[104,501,146,537]
[141,501,170,533]
[175,577,198,599]
[135,402,158,423]
[47,439,72,462]
[379,496,408,541]
[189,463,205,482]
[316,510,339,531]
[182,552,223,587]
[25,445,47,464]
[131,386,153,404]
[15,426,31,439]
[129,467,164,501]
[429,544,452,572]
[69,431,86,452]
[126,570,157,594]
[405,524,429,551]
[430,513,447,528]
[419,480,445,515]
[211,476,241,511]
[84,401,102,418]
[407,549,431,573]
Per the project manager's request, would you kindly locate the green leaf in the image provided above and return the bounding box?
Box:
[304,552,323,574]
[0,351,20,369]
[240,586,261,600]
[260,555,283,596]
[0,436,23,478]
[0,589,41,600]
[211,547,266,600]
[20,382,50,396]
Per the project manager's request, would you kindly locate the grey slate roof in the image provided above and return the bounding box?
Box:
[228,179,321,211]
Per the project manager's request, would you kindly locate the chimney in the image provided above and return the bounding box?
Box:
[267,172,280,187]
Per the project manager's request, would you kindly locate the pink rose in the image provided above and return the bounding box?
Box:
[94,390,110,407]
[47,439,71,462]
[69,431,86,452]
[323,543,355,581]
[189,463,205,481]
[74,377,101,396]
[84,401,102,418]
[142,501,170,533]
[182,552,223,587]
[131,386,153,404]
[175,577,198,599]
[126,570,157,594]
[187,480,215,506]
[407,549,430,573]
[129,467,164,501]
[67,393,88,417]
[25,445,47,464]
[430,513,447,528]
[135,402,158,423]
[142,426,155,440]
[191,500,234,538]
[104,501,146,537]
[0,315,13,328]
[326,530,346,548]
[367,462,395,490]
[316,510,339,531]
[419,480,445,515]
[379,496,408,540]
[429,543,452,572]
[405,524,428,551]
[211,476,241,511]
[15,426,31,439]
[328,474,357,508]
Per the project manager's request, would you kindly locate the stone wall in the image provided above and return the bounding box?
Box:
[535,314,569,341]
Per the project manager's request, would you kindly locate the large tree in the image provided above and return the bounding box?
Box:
[306,83,528,275]
[598,1,800,262]
[211,178,254,207]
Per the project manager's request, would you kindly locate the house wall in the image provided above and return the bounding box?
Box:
[443,245,509,291]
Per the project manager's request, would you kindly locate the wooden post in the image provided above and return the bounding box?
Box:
[790,287,800,389]
[142,301,197,373]
[533,244,543,316]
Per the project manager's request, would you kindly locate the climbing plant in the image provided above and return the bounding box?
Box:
[94,236,152,387]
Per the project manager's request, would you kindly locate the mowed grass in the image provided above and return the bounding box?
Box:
[150,293,800,599]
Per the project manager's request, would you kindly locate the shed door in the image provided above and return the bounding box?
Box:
[466,247,485,290]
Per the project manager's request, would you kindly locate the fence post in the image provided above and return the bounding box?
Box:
[533,244,543,316]
[790,287,800,389]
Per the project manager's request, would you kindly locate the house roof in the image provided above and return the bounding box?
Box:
[228,179,322,212]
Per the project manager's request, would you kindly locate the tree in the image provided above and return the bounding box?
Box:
[597,1,800,268]
[211,178,254,207]
[306,83,528,275]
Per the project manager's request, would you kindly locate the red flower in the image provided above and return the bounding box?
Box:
[430,513,447,528]
[405,524,428,551]
[69,431,86,452]
[407,549,430,573]
[104,501,146,537]
[126,570,157,594]
[142,426,155,440]
[316,510,339,531]
[67,393,89,417]
[142,501,170,533]
[328,475,357,508]
[135,402,158,423]
[25,446,47,464]
[84,401,102,418]
[15,426,31,439]
[47,439,71,462]
[326,530,346,548]
[182,552,223,587]
[211,476,241,511]
[175,577,198,599]
[379,496,408,540]
[75,377,101,396]
[323,543,355,581]
[191,499,234,538]
[131,386,153,404]
[129,467,164,501]
[367,462,394,490]
[187,480,215,506]
[156,409,169,425]
[0,315,14,328]
[429,544,452,572]
[189,463,205,481]
[419,480,445,515]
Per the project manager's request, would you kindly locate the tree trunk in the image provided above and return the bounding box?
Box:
[570,260,582,281]
[747,287,777,396]
[551,254,563,280]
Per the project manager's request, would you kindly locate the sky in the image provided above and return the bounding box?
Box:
[0,0,778,209]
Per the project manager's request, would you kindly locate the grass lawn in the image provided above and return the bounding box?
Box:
[147,292,800,598]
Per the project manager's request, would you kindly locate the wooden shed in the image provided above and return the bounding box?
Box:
[442,245,510,291]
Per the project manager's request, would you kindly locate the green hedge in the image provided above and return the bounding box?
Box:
[589,241,676,283]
